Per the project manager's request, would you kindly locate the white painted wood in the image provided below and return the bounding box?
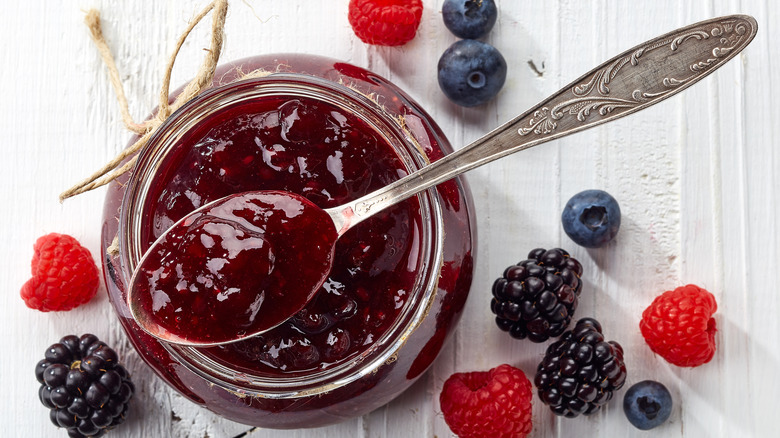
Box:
[1,1,776,437]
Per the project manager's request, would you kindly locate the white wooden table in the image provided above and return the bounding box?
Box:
[2,1,777,437]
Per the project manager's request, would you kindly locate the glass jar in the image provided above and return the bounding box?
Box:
[101,54,475,428]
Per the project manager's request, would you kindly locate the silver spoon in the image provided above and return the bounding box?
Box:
[129,15,757,346]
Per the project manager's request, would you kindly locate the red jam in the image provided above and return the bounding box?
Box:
[103,54,475,429]
[132,191,338,345]
[139,94,423,374]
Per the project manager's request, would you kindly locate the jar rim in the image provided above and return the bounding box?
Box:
[118,73,445,397]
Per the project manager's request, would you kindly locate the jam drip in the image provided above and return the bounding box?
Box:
[140,96,422,374]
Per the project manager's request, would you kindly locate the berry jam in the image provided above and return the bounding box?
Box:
[132,191,338,345]
[139,94,423,374]
[102,54,475,428]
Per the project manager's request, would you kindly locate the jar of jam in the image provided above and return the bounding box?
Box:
[101,54,475,428]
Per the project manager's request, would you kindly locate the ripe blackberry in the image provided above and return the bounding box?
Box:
[491,248,583,342]
[534,318,627,417]
[35,334,134,437]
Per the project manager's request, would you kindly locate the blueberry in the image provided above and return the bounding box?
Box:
[623,380,673,430]
[561,189,621,248]
[442,0,498,39]
[438,39,507,107]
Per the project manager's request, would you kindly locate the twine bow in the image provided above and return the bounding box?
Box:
[60,0,229,201]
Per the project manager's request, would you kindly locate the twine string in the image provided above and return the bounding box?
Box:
[157,0,228,123]
[82,10,148,135]
[60,0,228,202]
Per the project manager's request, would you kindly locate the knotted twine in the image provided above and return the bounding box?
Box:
[59,0,229,201]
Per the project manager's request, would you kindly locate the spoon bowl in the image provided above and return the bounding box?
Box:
[128,191,338,346]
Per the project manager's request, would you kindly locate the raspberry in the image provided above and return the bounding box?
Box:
[20,233,100,312]
[534,318,627,417]
[440,364,533,438]
[348,0,423,46]
[639,284,717,367]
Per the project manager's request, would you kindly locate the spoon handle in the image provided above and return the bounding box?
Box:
[328,15,757,234]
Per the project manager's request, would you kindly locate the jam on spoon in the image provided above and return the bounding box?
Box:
[129,14,756,346]
[129,191,337,346]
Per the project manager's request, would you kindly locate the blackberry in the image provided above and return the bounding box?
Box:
[35,334,134,437]
[491,248,583,342]
[534,318,627,417]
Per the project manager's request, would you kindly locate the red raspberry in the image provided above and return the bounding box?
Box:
[639,284,717,367]
[348,0,423,46]
[20,233,100,312]
[440,364,533,438]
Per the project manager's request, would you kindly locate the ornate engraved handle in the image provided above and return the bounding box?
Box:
[327,15,758,234]
[517,15,757,137]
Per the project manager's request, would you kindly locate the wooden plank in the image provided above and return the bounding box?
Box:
[1,1,777,437]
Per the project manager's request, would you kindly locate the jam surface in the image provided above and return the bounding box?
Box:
[132,191,338,345]
[140,95,422,374]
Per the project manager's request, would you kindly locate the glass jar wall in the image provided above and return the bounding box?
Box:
[101,54,475,428]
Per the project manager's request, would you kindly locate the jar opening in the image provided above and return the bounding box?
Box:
[118,74,445,397]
